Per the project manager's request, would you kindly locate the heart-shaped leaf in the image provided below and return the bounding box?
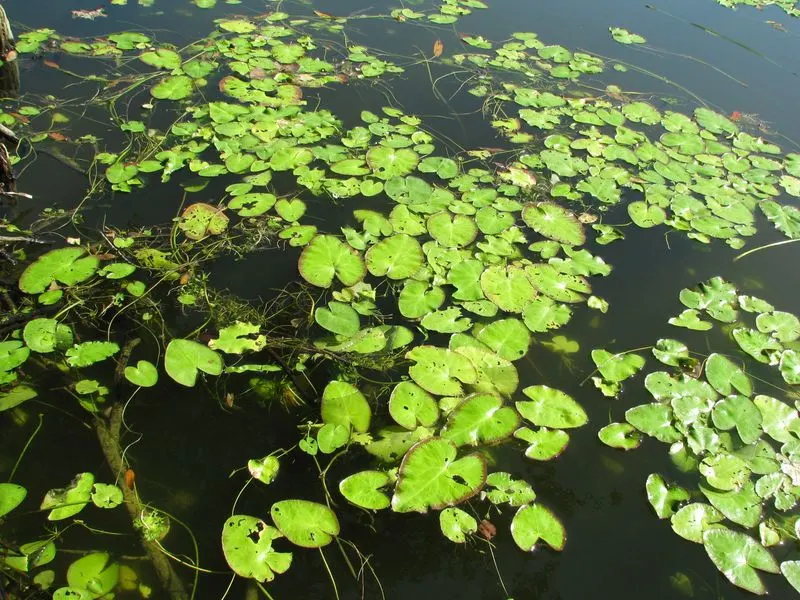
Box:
[165,339,223,387]
[222,515,292,581]
[270,500,340,548]
[511,503,566,551]
[124,360,159,387]
[339,471,391,510]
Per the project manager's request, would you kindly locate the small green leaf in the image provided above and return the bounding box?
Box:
[439,507,478,543]
[339,471,391,510]
[270,500,340,548]
[164,339,223,387]
[511,503,566,551]
[222,515,292,581]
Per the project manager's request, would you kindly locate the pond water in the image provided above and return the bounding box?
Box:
[2,0,800,599]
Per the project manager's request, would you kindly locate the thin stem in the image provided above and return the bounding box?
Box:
[319,547,341,600]
[7,414,43,481]
[734,238,800,262]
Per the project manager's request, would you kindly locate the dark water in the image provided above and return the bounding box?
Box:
[2,0,800,599]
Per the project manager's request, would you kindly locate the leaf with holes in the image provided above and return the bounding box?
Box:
[440,507,477,543]
[222,515,292,581]
[406,345,477,396]
[389,382,439,429]
[392,437,486,513]
[271,500,339,548]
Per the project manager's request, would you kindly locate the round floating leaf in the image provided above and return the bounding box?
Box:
[0,341,29,375]
[66,552,119,597]
[365,234,424,279]
[522,202,585,246]
[139,48,181,69]
[315,302,360,337]
[19,248,100,294]
[321,380,371,433]
[228,193,276,217]
[671,503,725,543]
[480,265,536,313]
[440,507,477,543]
[669,309,713,331]
[274,198,306,222]
[421,307,472,334]
[522,297,572,332]
[485,472,536,506]
[41,473,95,521]
[91,483,123,509]
[705,353,751,396]
[0,483,26,518]
[591,349,645,383]
[703,528,778,595]
[517,385,587,429]
[598,422,642,450]
[511,503,565,551]
[317,423,350,454]
[248,456,280,485]
[756,311,800,342]
[389,382,439,429]
[515,426,570,460]
[418,156,459,179]
[23,318,72,353]
[781,561,800,594]
[646,473,689,519]
[609,27,646,44]
[406,345,477,396]
[426,212,478,248]
[399,281,445,319]
[222,515,292,581]
[392,437,486,513]
[679,277,738,323]
[473,318,530,361]
[299,235,367,288]
[178,203,228,240]
[5,539,55,572]
[0,385,37,412]
[441,393,520,447]
[339,471,391,510]
[700,481,762,528]
[124,360,158,388]
[366,146,419,179]
[753,394,800,443]
[780,349,800,385]
[270,500,339,548]
[628,201,666,228]
[699,453,751,491]
[453,345,519,397]
[652,339,690,366]
[711,395,762,445]
[151,75,193,100]
[165,339,223,387]
[733,327,782,364]
[526,264,590,303]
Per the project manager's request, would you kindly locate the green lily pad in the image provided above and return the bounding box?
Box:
[151,75,193,100]
[711,394,762,444]
[754,394,800,443]
[19,248,100,294]
[756,311,800,342]
[164,339,223,387]
[679,277,738,323]
[0,483,26,518]
[522,202,585,246]
[366,146,419,179]
[178,203,228,240]
[652,338,691,366]
[669,309,713,331]
[66,552,119,597]
[511,503,565,551]
[522,297,572,332]
[703,528,778,595]
[515,426,570,460]
[628,201,666,228]
[700,480,762,528]
[398,281,446,319]
[598,422,642,450]
[480,265,536,313]
[473,318,530,361]
[0,386,37,412]
[670,503,725,543]
[646,473,689,519]
[125,360,158,387]
[705,353,752,396]
[781,561,800,594]
[426,212,478,248]
[699,453,751,491]
[733,327,782,364]
[484,472,536,506]
[391,437,486,513]
[41,473,94,521]
[526,264,590,303]
[591,349,646,382]
[516,385,587,429]
[780,349,800,385]
[65,341,120,368]
[317,423,350,454]
[366,234,424,279]
[248,456,280,485]
[321,380,371,433]
[270,500,339,548]
[339,471,391,510]
[609,27,646,44]
[420,307,472,334]
[441,393,520,446]
[23,318,73,353]
[140,48,181,69]
[389,382,440,431]
[406,345,477,396]
[299,235,367,288]
[315,302,360,336]
[222,515,292,581]
[439,507,478,543]
[452,345,519,397]
[91,483,123,509]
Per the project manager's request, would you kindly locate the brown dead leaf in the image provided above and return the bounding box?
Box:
[313,10,335,19]
[433,39,444,58]
[48,132,68,142]
[479,519,497,540]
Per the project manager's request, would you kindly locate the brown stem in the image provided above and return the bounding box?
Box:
[94,404,189,600]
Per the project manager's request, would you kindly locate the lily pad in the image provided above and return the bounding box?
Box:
[19,248,100,294]
[598,422,642,450]
[522,202,585,246]
[406,345,477,396]
[222,515,292,581]
[321,380,371,433]
[439,507,477,543]
[23,318,73,353]
[391,437,487,513]
[646,473,689,519]
[516,385,587,429]
[591,349,645,382]
[315,302,360,336]
[703,528,778,595]
[339,471,391,510]
[480,265,536,313]
[473,318,530,361]
[164,339,223,387]
[427,212,478,247]
[270,500,339,548]
[671,503,725,543]
[365,234,424,279]
[299,235,367,288]
[66,552,119,598]
[0,483,26,518]
[515,426,570,460]
[511,503,566,551]
[441,393,520,446]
